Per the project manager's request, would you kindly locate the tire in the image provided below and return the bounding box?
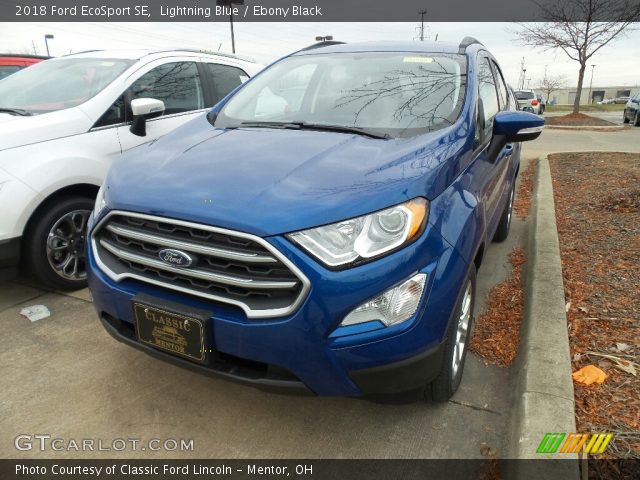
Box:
[634,111,640,127]
[622,110,630,124]
[23,195,94,290]
[493,182,515,242]
[425,266,476,402]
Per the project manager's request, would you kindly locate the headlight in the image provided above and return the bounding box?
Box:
[287,198,428,268]
[93,184,107,218]
[342,273,427,327]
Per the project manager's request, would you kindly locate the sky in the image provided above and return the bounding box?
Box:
[2,22,639,88]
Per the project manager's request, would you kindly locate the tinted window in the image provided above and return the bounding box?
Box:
[515,91,535,100]
[205,63,248,105]
[217,53,467,138]
[130,62,204,115]
[478,57,499,139]
[491,61,509,110]
[94,94,126,128]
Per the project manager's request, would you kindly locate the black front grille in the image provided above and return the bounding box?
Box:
[92,212,309,318]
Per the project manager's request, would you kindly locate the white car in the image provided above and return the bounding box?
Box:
[514,89,542,115]
[0,49,262,289]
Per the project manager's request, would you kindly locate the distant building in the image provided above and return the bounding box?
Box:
[548,86,640,105]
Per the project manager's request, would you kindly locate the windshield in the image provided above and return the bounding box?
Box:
[0,57,134,114]
[515,91,535,100]
[215,52,467,138]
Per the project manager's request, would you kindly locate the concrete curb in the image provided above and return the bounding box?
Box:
[507,157,578,474]
[545,125,625,132]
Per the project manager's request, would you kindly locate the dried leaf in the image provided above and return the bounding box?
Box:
[572,365,608,385]
[615,343,631,353]
[566,301,572,312]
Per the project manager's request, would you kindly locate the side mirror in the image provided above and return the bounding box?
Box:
[129,98,165,137]
[493,110,544,143]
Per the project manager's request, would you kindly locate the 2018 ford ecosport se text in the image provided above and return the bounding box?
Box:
[87,39,544,401]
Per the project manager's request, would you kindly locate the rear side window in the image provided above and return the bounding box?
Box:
[205,63,249,105]
[491,61,509,110]
[130,62,204,115]
[478,57,499,140]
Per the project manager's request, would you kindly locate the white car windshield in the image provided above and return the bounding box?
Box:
[215,52,467,138]
[0,57,134,114]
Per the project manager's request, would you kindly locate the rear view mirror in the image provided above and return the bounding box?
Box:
[493,110,544,143]
[129,98,165,137]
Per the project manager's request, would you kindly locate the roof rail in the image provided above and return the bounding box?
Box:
[458,37,483,54]
[300,41,346,51]
[153,48,257,63]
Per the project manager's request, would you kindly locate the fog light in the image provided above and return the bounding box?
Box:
[341,273,427,327]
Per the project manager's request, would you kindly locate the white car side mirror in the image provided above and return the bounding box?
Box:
[129,98,165,137]
[131,98,165,117]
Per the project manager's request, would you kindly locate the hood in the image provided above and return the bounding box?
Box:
[105,115,472,236]
[0,107,92,151]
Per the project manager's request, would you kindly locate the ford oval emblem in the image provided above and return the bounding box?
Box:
[158,249,193,267]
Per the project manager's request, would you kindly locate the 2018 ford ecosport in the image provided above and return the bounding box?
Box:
[87,39,544,401]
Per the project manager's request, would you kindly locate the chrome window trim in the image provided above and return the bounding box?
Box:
[91,210,311,319]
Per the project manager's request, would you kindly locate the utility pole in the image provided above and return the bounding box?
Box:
[588,64,596,105]
[419,10,427,41]
[31,40,38,55]
[518,57,527,90]
[217,0,243,54]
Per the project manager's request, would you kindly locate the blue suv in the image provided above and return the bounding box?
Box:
[87,38,544,401]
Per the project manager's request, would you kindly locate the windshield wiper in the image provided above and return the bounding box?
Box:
[233,121,389,139]
[0,108,33,116]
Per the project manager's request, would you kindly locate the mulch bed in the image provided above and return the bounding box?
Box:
[470,248,526,367]
[545,113,616,127]
[549,152,640,459]
[513,159,538,220]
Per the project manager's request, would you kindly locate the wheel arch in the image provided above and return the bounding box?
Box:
[22,183,100,239]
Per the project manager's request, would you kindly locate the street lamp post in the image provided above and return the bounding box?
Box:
[216,0,243,54]
[44,34,54,56]
[588,64,596,105]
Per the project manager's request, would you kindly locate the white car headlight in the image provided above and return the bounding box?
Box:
[287,198,428,268]
[93,184,107,218]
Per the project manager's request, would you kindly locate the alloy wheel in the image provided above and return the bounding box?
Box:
[451,279,473,378]
[46,209,91,281]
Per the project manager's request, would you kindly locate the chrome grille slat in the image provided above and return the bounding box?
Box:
[105,223,278,263]
[91,211,310,319]
[99,239,298,290]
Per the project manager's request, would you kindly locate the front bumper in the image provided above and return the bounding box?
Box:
[88,218,468,397]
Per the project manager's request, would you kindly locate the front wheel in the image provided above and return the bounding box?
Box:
[426,267,476,402]
[23,196,94,290]
[634,111,640,127]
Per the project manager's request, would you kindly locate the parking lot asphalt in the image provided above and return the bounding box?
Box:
[523,122,640,158]
[0,174,537,461]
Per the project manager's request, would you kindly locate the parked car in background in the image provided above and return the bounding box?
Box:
[88,38,544,401]
[514,89,542,114]
[614,96,630,104]
[0,49,262,288]
[0,54,49,80]
[536,94,545,114]
[623,93,640,126]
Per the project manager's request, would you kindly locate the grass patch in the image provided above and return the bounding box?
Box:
[546,104,625,112]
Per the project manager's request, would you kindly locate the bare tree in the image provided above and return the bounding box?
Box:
[538,74,566,104]
[513,0,640,113]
